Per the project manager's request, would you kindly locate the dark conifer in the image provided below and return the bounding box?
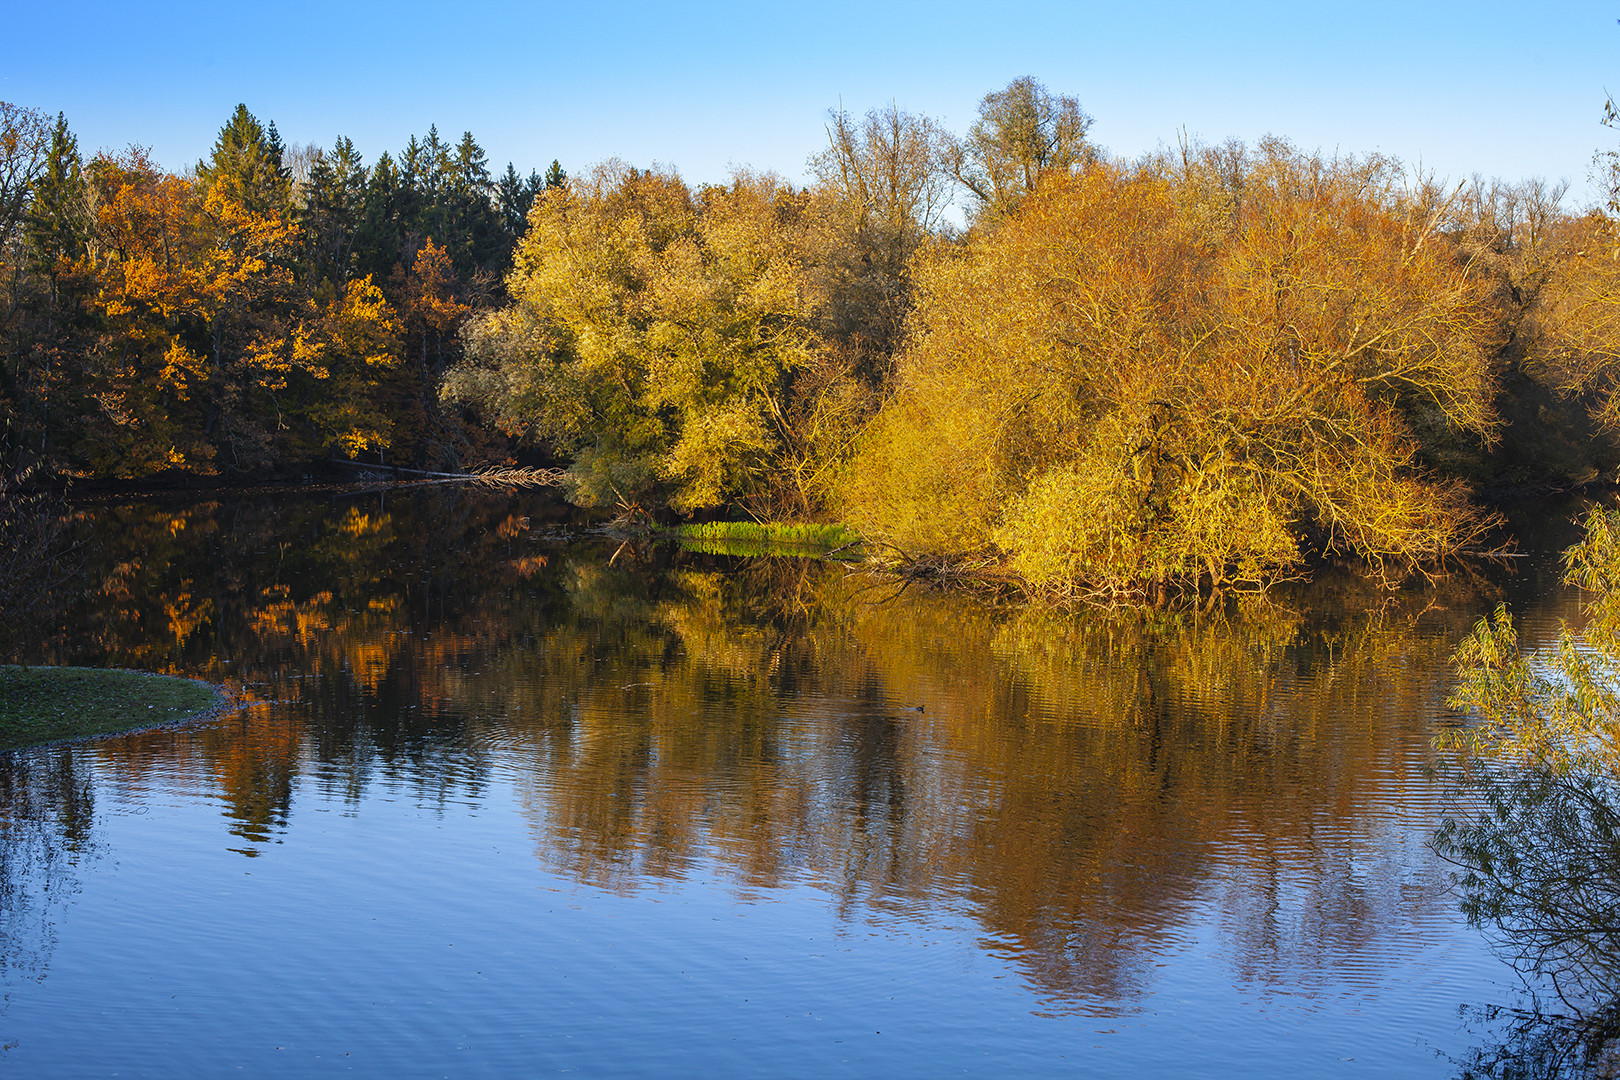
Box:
[355,150,405,282]
[297,136,368,288]
[27,113,90,274]
[198,104,290,215]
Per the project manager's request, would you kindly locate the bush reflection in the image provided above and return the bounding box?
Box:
[9,489,1573,1015]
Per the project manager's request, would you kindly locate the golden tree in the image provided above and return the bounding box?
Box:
[446,164,817,513]
[839,141,1500,596]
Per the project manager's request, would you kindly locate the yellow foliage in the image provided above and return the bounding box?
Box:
[840,143,1500,595]
[449,165,818,513]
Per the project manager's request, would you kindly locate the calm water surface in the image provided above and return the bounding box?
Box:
[0,489,1590,1077]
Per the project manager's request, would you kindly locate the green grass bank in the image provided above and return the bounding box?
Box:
[671,521,862,555]
[0,666,224,751]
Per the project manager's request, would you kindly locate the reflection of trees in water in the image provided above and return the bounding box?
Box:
[0,749,96,1034]
[463,559,1501,1010]
[839,583,1482,1007]
[41,489,577,846]
[28,490,1544,1013]
[1448,1000,1620,1079]
[1437,769,1620,1010]
[1432,754,1620,1073]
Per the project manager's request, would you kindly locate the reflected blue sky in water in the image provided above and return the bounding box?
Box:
[0,488,1588,1076]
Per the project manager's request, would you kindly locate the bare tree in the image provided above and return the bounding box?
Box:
[950,76,1095,221]
[282,141,321,205]
[809,103,955,238]
[0,102,51,252]
[804,103,954,389]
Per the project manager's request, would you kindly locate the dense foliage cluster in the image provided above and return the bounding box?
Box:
[447,166,821,512]
[841,145,1503,595]
[9,80,1620,593]
[0,103,561,476]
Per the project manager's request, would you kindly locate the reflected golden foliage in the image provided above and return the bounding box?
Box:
[33,491,1533,1012]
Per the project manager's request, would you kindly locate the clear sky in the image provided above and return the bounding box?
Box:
[3,0,1617,205]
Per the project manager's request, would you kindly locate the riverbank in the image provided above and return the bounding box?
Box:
[0,666,225,751]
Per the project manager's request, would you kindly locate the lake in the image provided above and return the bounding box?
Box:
[0,487,1587,1077]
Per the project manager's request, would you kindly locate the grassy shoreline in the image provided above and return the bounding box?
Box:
[0,666,225,751]
[671,521,862,553]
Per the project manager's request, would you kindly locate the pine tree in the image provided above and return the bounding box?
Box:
[197,104,290,216]
[395,135,428,258]
[297,136,367,287]
[446,131,500,273]
[355,151,405,283]
[496,163,544,241]
[26,113,90,275]
[264,121,291,186]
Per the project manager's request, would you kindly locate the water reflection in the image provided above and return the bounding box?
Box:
[3,489,1589,1033]
[0,748,97,1022]
[1449,1000,1620,1079]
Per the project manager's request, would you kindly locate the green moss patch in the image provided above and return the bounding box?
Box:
[673,521,862,553]
[0,666,223,751]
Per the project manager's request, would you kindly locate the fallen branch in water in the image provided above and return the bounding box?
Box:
[851,542,1022,599]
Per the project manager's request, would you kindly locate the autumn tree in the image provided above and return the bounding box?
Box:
[0,99,559,479]
[1524,204,1620,442]
[74,123,396,472]
[950,76,1095,222]
[838,141,1500,597]
[68,148,212,473]
[284,277,401,457]
[445,164,817,513]
[375,238,472,462]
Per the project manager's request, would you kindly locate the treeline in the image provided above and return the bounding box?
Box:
[447,79,1620,597]
[9,81,1620,596]
[0,101,562,476]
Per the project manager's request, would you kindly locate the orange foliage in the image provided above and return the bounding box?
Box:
[841,143,1500,595]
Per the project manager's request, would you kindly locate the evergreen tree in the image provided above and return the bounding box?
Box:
[197,104,290,216]
[355,150,405,283]
[297,136,367,287]
[265,120,291,185]
[26,113,90,275]
[395,135,429,259]
[7,112,87,472]
[453,131,490,193]
[496,163,544,241]
[445,131,500,273]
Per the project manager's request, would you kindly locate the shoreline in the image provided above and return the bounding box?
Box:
[0,666,232,752]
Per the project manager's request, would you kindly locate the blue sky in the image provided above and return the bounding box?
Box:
[3,0,1617,204]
